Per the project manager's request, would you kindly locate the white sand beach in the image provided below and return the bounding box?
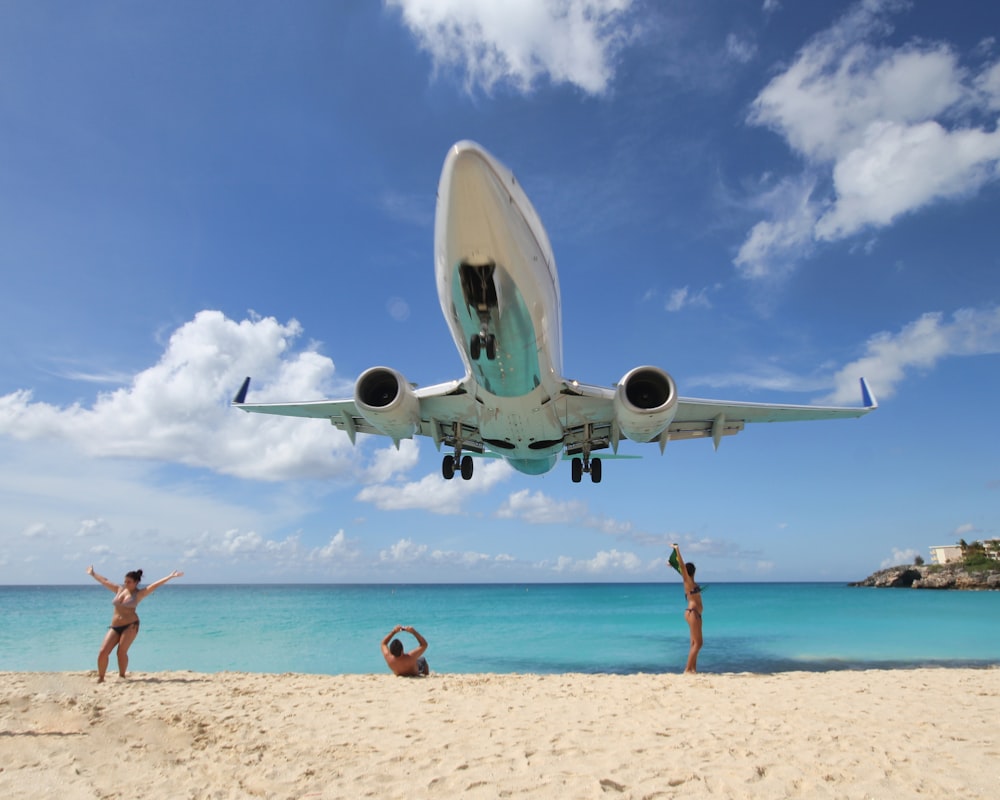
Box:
[2,668,998,799]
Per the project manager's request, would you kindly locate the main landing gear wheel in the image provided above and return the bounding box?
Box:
[442,453,475,480]
[570,456,603,483]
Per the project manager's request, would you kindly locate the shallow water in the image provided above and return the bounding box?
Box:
[3,582,998,674]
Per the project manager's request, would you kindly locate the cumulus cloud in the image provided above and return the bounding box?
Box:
[0,310,394,482]
[357,458,513,514]
[386,0,636,94]
[881,547,920,568]
[737,0,1000,277]
[553,548,646,574]
[820,306,1000,403]
[497,489,636,538]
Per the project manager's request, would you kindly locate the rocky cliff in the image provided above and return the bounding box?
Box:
[850,564,1000,589]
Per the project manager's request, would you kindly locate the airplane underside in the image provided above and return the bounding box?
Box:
[233,141,875,488]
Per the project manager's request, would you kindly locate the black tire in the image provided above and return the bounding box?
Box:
[571,458,582,483]
[591,457,602,483]
[470,335,481,360]
[442,454,455,480]
[460,455,474,480]
[485,334,497,360]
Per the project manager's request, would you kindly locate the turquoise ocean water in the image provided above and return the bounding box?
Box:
[3,583,999,675]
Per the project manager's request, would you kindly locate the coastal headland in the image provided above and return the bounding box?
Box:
[851,564,1000,589]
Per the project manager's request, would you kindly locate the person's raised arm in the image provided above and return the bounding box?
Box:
[86,565,118,592]
[671,544,694,589]
[403,626,428,657]
[140,570,184,597]
[382,624,403,655]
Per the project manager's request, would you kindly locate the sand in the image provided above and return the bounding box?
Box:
[1,668,998,799]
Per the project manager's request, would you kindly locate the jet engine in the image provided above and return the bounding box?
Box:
[613,366,678,442]
[354,367,421,442]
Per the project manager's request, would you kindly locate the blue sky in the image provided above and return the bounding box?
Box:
[1,0,998,584]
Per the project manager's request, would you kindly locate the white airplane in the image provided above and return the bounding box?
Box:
[234,141,876,484]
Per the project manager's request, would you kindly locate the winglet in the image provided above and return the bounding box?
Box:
[233,377,251,405]
[860,377,877,410]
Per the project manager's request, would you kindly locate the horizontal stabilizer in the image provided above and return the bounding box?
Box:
[560,453,642,460]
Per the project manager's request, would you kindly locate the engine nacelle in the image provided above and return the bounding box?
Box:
[354,367,421,442]
[613,366,678,443]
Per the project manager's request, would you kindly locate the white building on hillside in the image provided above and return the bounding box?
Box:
[929,545,963,565]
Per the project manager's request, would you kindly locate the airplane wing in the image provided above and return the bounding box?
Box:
[557,377,877,454]
[233,376,486,451]
[233,373,875,468]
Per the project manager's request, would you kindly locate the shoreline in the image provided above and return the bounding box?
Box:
[3,668,998,798]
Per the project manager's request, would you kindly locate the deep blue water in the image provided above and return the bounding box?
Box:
[2,583,998,675]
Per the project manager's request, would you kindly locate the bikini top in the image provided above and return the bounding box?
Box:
[113,591,139,609]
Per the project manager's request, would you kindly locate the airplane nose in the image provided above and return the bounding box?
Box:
[445,142,504,202]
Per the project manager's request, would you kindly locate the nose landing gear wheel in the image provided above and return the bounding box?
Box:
[442,454,455,480]
[460,455,474,480]
[571,458,583,483]
[470,333,497,361]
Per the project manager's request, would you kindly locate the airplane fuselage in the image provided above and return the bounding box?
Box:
[435,141,567,473]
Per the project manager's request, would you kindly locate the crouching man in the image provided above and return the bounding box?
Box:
[381,625,430,676]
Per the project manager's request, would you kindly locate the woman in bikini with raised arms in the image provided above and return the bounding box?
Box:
[671,544,702,673]
[87,565,184,682]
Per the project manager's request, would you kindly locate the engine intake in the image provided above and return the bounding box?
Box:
[354,367,420,442]
[614,366,678,442]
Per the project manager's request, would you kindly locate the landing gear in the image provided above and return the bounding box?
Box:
[570,456,602,483]
[470,333,497,361]
[442,452,474,481]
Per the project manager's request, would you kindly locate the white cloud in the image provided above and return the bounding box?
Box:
[734,175,819,278]
[496,488,637,538]
[552,548,646,574]
[725,33,757,65]
[379,538,430,564]
[816,120,1000,239]
[312,530,362,563]
[76,518,112,538]
[881,547,920,568]
[0,310,372,482]
[386,0,636,94]
[738,1,1000,277]
[22,522,54,539]
[820,306,1000,404]
[357,458,513,514]
[665,285,713,312]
